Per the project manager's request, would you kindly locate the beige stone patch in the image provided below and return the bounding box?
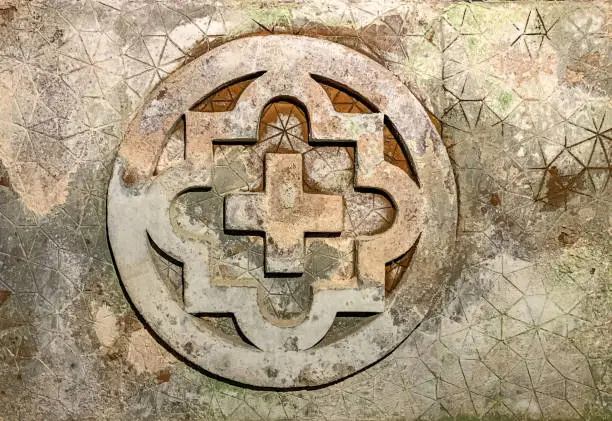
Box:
[93,304,119,348]
[126,328,175,375]
[11,163,72,216]
[490,42,558,99]
[565,67,585,84]
[0,72,73,216]
[578,207,596,222]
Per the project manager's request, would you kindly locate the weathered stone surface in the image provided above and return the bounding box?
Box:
[0,1,610,419]
[108,35,455,381]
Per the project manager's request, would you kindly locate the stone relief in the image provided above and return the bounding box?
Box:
[108,35,456,386]
[0,1,609,419]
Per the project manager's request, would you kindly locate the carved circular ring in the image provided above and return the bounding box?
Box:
[108,35,457,387]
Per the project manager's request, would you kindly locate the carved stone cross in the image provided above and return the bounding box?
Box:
[225,153,344,273]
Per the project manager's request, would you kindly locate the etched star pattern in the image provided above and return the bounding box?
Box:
[526,107,611,209]
[255,102,311,155]
[511,9,560,58]
[0,1,610,420]
[193,79,254,112]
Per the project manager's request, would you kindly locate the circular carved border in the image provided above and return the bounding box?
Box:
[108,35,457,388]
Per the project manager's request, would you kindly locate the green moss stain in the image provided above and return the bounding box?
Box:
[582,402,612,421]
[318,16,354,28]
[444,4,467,28]
[249,7,292,29]
[498,91,513,113]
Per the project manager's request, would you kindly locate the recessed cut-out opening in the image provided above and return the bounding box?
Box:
[313,312,378,348]
[191,312,257,348]
[190,71,266,112]
[385,234,420,295]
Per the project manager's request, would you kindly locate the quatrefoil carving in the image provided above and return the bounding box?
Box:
[143,71,422,351]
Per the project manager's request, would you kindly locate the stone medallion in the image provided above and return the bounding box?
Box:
[108,35,457,387]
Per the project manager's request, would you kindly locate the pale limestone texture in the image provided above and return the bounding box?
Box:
[0,1,610,420]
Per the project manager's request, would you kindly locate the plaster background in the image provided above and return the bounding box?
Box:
[0,1,610,420]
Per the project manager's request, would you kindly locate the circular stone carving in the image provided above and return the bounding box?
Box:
[108,35,457,388]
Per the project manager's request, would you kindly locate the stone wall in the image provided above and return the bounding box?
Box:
[0,1,610,420]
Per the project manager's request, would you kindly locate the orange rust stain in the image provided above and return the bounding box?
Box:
[490,192,501,207]
[385,245,417,294]
[156,368,171,383]
[546,166,565,208]
[192,79,255,112]
[0,290,11,305]
[426,110,442,135]
[121,167,139,185]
